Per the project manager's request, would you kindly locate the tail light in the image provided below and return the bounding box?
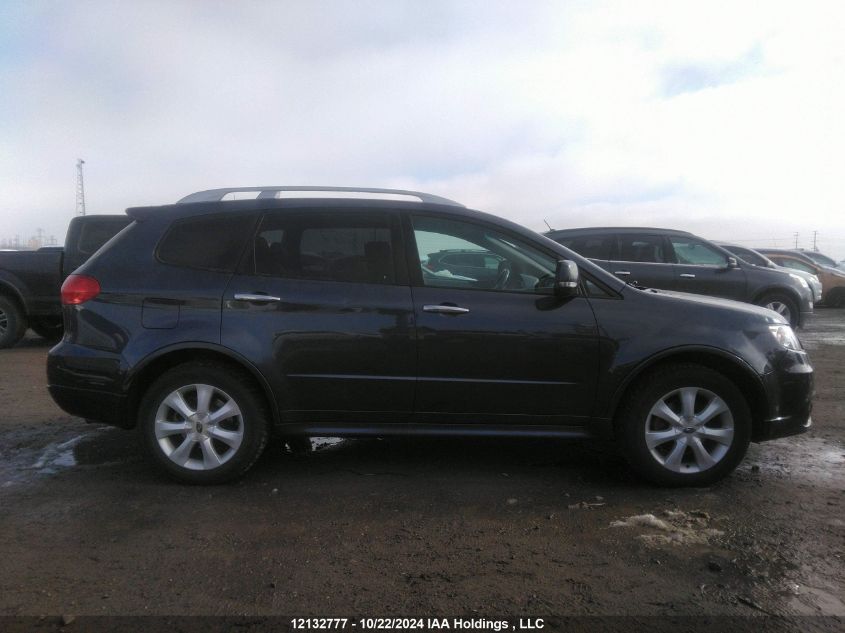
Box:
[61,275,101,305]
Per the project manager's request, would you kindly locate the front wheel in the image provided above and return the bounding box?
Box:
[617,364,751,486]
[756,293,799,327]
[139,362,270,484]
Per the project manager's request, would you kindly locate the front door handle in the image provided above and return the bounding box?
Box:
[423,304,470,315]
[234,292,282,302]
[679,273,696,279]
[614,270,631,276]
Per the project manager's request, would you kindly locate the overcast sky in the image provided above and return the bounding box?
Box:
[2,0,844,257]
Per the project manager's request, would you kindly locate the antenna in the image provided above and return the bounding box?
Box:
[76,159,86,216]
[543,218,554,231]
[813,230,818,251]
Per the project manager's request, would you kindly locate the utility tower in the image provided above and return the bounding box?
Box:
[76,159,86,216]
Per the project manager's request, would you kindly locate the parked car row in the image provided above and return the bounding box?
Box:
[755,249,845,308]
[42,186,813,488]
[713,244,823,304]
[545,227,813,327]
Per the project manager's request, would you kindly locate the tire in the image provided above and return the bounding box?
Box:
[30,317,64,343]
[756,293,799,327]
[826,288,845,308]
[0,295,27,349]
[138,362,270,484]
[616,363,752,487]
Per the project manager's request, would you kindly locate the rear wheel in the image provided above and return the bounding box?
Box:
[617,364,751,486]
[139,362,270,484]
[0,296,27,349]
[756,293,799,327]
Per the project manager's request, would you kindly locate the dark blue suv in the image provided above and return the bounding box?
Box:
[47,187,813,486]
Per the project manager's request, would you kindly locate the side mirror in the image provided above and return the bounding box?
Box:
[726,256,739,269]
[555,259,579,297]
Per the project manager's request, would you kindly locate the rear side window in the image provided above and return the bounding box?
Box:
[617,234,667,263]
[252,212,397,284]
[558,235,614,260]
[158,214,256,272]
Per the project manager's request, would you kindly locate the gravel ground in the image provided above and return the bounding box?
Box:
[0,310,843,624]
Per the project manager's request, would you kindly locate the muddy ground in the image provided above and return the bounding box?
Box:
[0,311,843,623]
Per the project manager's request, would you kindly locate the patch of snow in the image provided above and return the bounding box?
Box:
[611,509,723,546]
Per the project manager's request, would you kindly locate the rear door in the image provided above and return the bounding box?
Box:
[221,209,416,424]
[667,235,747,300]
[608,233,676,289]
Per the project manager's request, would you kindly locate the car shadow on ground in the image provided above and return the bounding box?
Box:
[60,426,645,491]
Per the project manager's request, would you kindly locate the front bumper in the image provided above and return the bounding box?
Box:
[754,350,814,442]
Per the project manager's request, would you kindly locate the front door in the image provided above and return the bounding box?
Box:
[667,235,747,300]
[409,214,599,426]
[221,209,415,424]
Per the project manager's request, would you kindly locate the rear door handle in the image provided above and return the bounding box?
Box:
[423,304,470,315]
[679,273,696,279]
[234,293,282,302]
[614,270,631,276]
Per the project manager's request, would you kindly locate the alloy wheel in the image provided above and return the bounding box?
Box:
[645,387,735,473]
[764,300,792,322]
[0,308,7,335]
[154,384,244,471]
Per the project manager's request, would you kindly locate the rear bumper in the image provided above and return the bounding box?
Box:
[47,384,131,428]
[47,341,132,428]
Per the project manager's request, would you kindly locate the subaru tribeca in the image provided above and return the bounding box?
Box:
[48,187,813,486]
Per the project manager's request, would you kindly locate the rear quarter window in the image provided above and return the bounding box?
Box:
[157,214,256,272]
[77,220,132,255]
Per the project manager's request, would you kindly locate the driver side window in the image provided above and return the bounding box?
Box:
[668,236,728,266]
[412,216,556,293]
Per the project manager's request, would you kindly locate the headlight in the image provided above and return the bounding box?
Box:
[788,273,809,290]
[769,325,802,351]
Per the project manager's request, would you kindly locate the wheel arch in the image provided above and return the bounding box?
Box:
[608,346,768,439]
[751,285,803,310]
[125,343,280,429]
[0,278,29,316]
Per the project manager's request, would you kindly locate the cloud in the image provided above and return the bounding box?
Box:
[1,0,844,257]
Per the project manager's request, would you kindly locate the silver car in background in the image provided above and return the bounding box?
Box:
[717,242,823,304]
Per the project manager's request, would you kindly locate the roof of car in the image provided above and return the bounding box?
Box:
[755,248,806,255]
[546,226,695,237]
[754,248,819,263]
[126,197,482,222]
[176,186,464,207]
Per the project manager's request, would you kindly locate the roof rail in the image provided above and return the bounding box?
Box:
[177,186,464,207]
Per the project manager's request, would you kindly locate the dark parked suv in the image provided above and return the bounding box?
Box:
[47,187,813,486]
[546,227,813,328]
